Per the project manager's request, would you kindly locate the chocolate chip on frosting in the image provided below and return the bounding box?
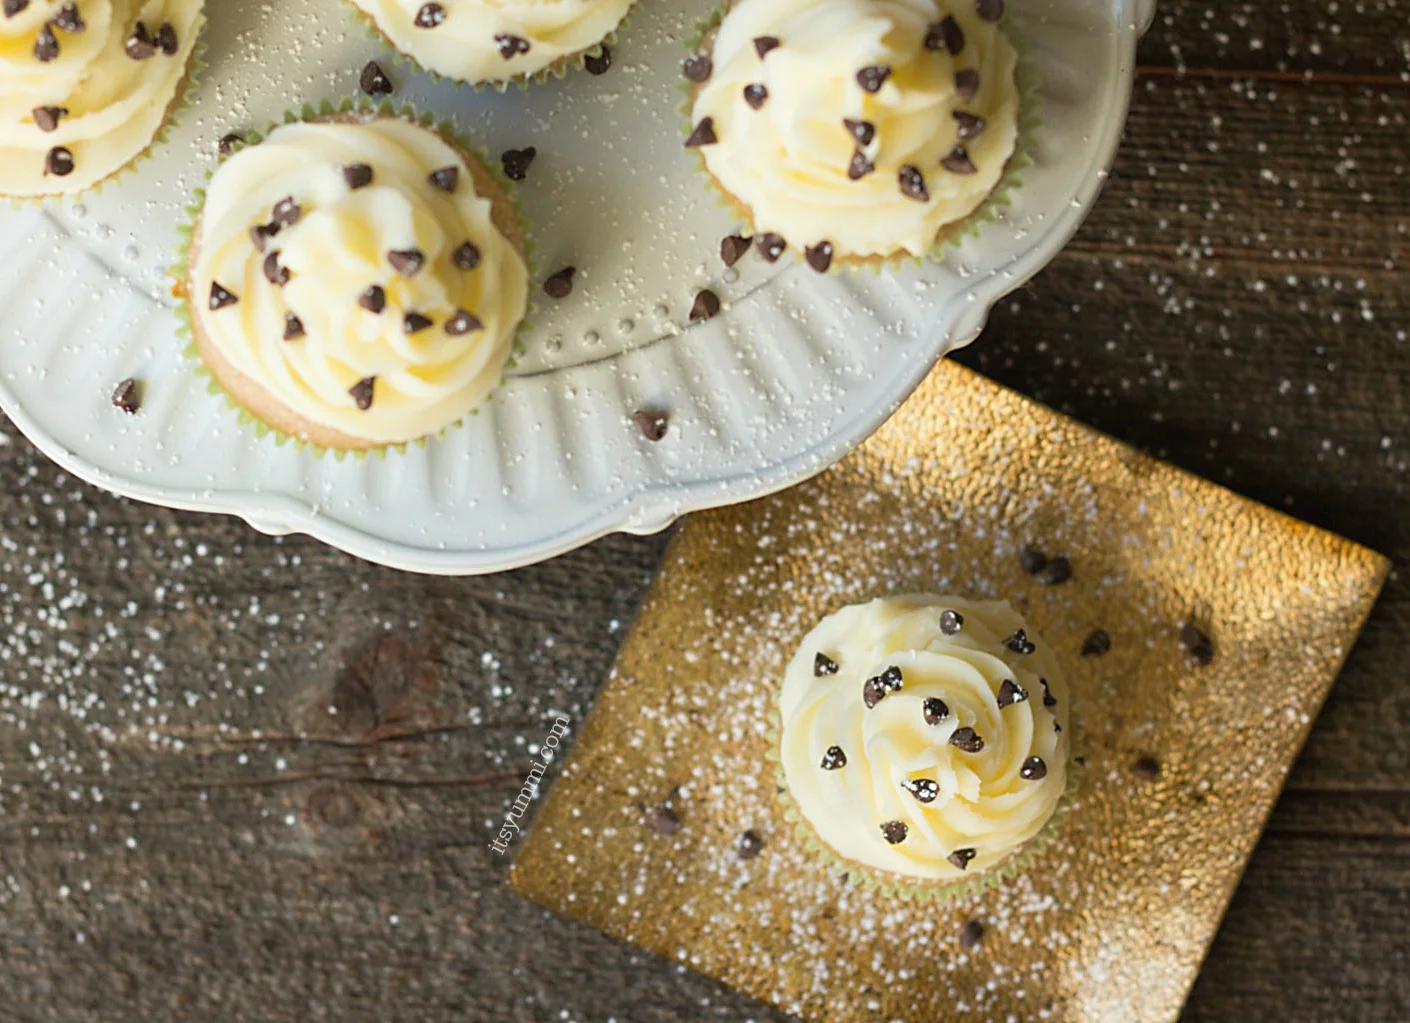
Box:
[387,248,425,277]
[44,146,74,176]
[805,242,833,274]
[403,312,434,335]
[880,821,909,845]
[996,679,1028,707]
[271,197,301,228]
[977,0,1005,21]
[360,60,393,97]
[813,652,839,677]
[899,165,929,202]
[939,609,964,635]
[427,166,458,192]
[358,285,387,314]
[349,377,377,411]
[495,33,531,59]
[927,16,965,55]
[453,241,482,270]
[948,847,976,870]
[954,111,986,141]
[862,665,904,709]
[249,223,276,252]
[414,3,447,28]
[32,106,66,133]
[111,378,140,415]
[283,313,305,340]
[2,0,29,16]
[683,54,712,83]
[632,409,669,442]
[156,22,178,55]
[843,118,876,147]
[501,146,536,181]
[753,36,780,58]
[903,778,940,803]
[847,151,875,181]
[543,266,576,300]
[756,233,787,262]
[1020,755,1048,780]
[942,146,978,175]
[209,282,238,310]
[689,289,721,323]
[1040,677,1057,707]
[955,68,981,101]
[949,727,984,753]
[262,251,290,286]
[1004,629,1036,655]
[34,23,59,61]
[684,118,718,148]
[584,46,611,75]
[720,234,752,267]
[820,745,847,770]
[856,65,891,93]
[445,309,482,336]
[743,83,768,110]
[52,3,84,32]
[124,22,156,61]
[923,697,950,725]
[342,163,374,190]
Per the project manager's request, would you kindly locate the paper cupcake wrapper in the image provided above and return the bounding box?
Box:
[766,703,1084,904]
[679,8,1040,273]
[169,97,536,460]
[342,0,637,92]
[7,32,208,208]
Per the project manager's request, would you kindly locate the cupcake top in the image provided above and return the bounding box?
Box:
[348,0,631,85]
[0,0,204,198]
[686,0,1019,264]
[779,594,1070,882]
[188,114,528,447]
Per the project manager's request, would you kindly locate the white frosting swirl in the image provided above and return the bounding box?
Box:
[348,0,632,84]
[780,595,1070,882]
[189,116,528,446]
[691,0,1019,260]
[0,0,204,197]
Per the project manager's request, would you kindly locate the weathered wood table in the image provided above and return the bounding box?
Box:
[2,3,1407,1020]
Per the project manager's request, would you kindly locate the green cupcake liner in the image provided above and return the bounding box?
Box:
[342,0,638,92]
[679,6,1041,274]
[169,97,536,461]
[766,698,1085,904]
[8,29,208,208]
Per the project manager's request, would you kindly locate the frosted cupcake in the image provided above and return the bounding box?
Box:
[0,0,205,199]
[777,594,1072,894]
[180,109,529,452]
[684,0,1020,270]
[345,0,632,86]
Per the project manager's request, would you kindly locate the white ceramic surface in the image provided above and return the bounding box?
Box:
[0,0,1154,574]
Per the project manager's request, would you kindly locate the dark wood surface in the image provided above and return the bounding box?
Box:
[2,3,1407,1021]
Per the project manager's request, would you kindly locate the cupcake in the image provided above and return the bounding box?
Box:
[777,594,1072,894]
[0,0,205,199]
[180,107,529,452]
[684,0,1021,269]
[345,0,632,87]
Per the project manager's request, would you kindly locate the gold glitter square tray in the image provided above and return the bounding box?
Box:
[510,360,1388,1023]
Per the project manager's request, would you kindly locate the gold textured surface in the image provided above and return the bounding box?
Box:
[509,359,1389,1023]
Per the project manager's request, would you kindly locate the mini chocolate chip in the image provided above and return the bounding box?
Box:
[649,806,683,835]
[862,665,903,709]
[943,146,978,174]
[111,378,140,415]
[358,285,386,314]
[1040,555,1073,585]
[955,68,981,101]
[501,146,536,181]
[32,106,66,133]
[2,0,28,16]
[495,33,530,59]
[847,150,875,180]
[997,679,1028,708]
[903,778,939,804]
[926,16,964,55]
[427,166,458,192]
[35,23,59,61]
[283,313,305,340]
[720,234,751,267]
[123,22,154,61]
[453,241,482,270]
[44,146,74,176]
[689,289,721,322]
[632,409,669,441]
[584,45,611,75]
[682,54,712,83]
[1132,756,1162,781]
[445,309,482,336]
[684,118,717,148]
[1040,677,1057,707]
[387,248,425,277]
[342,163,374,190]
[156,22,177,55]
[349,377,376,411]
[899,165,929,202]
[263,251,289,286]
[54,1,83,30]
[209,281,238,310]
[543,266,576,300]
[880,821,908,845]
[218,132,245,156]
[923,697,950,725]
[813,652,839,677]
[271,197,301,227]
[805,242,832,274]
[843,118,875,147]
[756,233,786,262]
[939,609,964,635]
[1019,544,1047,574]
[1004,629,1036,655]
[404,312,433,335]
[949,727,984,753]
[820,745,847,770]
[360,60,393,96]
[414,2,447,28]
[959,920,985,951]
[737,829,764,860]
[753,35,780,58]
[1020,755,1048,780]
[977,0,1005,21]
[954,111,986,140]
[948,848,977,870]
[1081,629,1111,656]
[743,83,768,109]
[1179,623,1214,666]
[856,65,891,93]
[248,224,274,252]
